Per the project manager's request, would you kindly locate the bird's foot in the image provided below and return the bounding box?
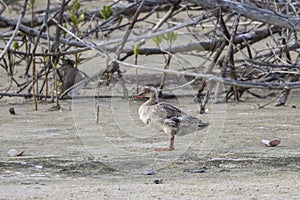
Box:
[154,147,175,151]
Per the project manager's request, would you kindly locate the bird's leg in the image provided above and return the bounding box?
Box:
[155,136,175,151]
[169,136,175,150]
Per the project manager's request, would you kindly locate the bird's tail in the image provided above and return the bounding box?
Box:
[198,120,209,128]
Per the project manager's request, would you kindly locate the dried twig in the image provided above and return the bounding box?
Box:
[0,0,28,60]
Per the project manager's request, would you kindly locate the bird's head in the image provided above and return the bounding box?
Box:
[132,85,158,100]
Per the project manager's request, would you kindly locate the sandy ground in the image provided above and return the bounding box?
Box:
[0,80,299,199]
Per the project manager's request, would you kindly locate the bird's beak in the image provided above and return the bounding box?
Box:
[131,91,146,99]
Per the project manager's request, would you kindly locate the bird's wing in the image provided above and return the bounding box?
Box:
[157,102,185,118]
[144,102,183,127]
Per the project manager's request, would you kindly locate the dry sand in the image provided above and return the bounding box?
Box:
[0,83,299,199]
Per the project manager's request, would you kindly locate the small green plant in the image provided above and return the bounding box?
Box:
[152,31,177,47]
[12,41,19,50]
[100,5,112,19]
[12,41,19,74]
[133,44,140,58]
[152,31,178,97]
[133,44,141,93]
[69,0,85,31]
[8,41,20,76]
[67,0,85,67]
[163,31,177,43]
[152,35,163,46]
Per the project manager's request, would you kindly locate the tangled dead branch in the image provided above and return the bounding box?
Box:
[0,0,300,109]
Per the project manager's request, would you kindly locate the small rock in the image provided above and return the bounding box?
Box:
[22,181,33,185]
[33,165,43,170]
[9,107,16,115]
[143,170,156,175]
[184,167,208,173]
[154,179,163,184]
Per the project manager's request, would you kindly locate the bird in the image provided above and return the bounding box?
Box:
[134,86,209,151]
[57,59,85,98]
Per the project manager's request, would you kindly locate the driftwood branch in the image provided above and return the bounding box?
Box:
[188,0,300,31]
[117,61,300,90]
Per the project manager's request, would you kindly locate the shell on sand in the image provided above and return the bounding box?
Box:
[8,149,25,157]
[261,139,281,147]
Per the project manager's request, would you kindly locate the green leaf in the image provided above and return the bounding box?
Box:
[29,0,35,6]
[54,62,59,69]
[70,13,77,24]
[100,5,112,19]
[74,0,80,11]
[163,31,177,42]
[152,35,163,46]
[133,45,140,56]
[68,0,81,15]
[78,12,85,23]
[12,41,19,50]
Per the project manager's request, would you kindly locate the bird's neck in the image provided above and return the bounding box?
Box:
[145,93,158,105]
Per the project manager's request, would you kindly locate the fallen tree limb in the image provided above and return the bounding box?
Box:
[117,60,300,90]
[188,0,300,31]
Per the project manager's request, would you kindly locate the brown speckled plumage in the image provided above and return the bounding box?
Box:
[137,86,209,151]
